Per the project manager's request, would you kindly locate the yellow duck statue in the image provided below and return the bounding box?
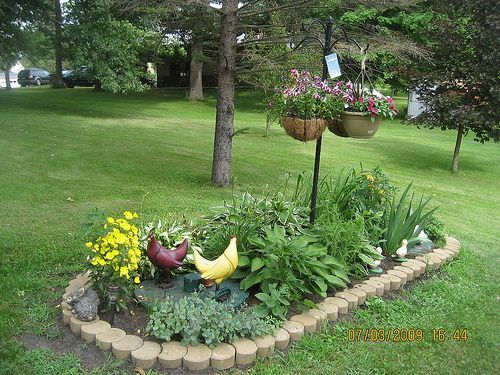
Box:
[194,236,238,290]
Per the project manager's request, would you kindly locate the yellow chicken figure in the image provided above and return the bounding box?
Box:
[194,236,238,290]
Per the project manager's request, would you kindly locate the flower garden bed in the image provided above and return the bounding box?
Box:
[60,236,461,371]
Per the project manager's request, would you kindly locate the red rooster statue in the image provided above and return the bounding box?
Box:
[147,231,188,288]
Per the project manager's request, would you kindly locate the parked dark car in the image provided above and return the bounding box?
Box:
[17,68,51,87]
[48,70,73,83]
[64,66,94,88]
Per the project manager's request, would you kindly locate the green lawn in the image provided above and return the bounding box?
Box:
[0,87,498,374]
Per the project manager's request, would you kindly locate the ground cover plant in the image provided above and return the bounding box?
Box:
[0,88,498,374]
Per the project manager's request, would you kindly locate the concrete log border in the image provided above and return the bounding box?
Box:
[61,237,460,371]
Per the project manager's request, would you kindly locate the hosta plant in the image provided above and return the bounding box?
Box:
[234,225,348,299]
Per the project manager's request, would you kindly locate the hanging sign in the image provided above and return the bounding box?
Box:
[325,53,341,78]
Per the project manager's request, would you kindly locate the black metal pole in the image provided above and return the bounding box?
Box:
[309,16,333,224]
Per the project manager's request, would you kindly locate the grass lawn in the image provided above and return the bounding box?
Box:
[0,87,498,374]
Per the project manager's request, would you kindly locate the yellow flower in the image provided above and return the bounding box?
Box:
[119,266,129,278]
[98,258,106,266]
[120,221,131,231]
[85,242,93,248]
[124,211,134,220]
[105,251,115,260]
[90,257,99,265]
[134,276,140,284]
[133,212,138,218]
[107,217,115,224]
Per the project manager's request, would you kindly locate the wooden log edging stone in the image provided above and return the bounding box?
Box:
[61,237,461,370]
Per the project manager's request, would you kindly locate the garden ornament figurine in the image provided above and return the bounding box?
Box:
[65,286,100,321]
[395,239,409,262]
[369,246,384,274]
[147,231,188,288]
[194,236,238,291]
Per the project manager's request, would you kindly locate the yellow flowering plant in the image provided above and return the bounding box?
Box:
[86,211,141,308]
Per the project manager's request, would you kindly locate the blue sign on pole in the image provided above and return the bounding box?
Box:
[325,53,341,78]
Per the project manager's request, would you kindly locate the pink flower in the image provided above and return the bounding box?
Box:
[313,92,321,100]
[290,69,299,78]
[268,101,273,108]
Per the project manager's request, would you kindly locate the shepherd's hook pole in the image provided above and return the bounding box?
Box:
[309,16,333,224]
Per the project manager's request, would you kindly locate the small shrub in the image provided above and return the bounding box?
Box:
[425,215,446,246]
[147,294,271,347]
[254,283,295,321]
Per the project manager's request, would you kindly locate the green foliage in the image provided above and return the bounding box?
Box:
[253,283,295,321]
[382,184,436,255]
[236,225,348,298]
[147,294,271,347]
[200,190,309,260]
[308,205,382,276]
[66,0,157,93]
[425,215,446,246]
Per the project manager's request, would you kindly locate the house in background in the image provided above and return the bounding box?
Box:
[407,89,427,118]
[0,61,22,88]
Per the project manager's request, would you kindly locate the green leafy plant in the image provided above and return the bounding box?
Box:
[146,294,271,347]
[309,205,383,276]
[235,225,348,299]
[254,283,295,321]
[382,184,437,255]
[200,190,309,260]
[425,215,446,246]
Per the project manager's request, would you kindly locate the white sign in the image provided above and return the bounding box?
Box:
[325,53,341,78]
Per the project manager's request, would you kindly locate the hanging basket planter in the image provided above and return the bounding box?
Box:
[281,116,326,142]
[341,111,382,139]
[327,117,349,137]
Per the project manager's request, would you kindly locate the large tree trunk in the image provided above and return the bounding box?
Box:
[4,63,12,90]
[189,38,204,101]
[52,0,65,88]
[451,124,463,173]
[211,0,238,186]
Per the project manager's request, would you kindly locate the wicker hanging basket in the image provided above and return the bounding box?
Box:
[327,117,349,137]
[281,116,326,142]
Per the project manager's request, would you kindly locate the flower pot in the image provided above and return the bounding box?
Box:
[341,111,382,139]
[281,116,326,142]
[327,117,349,137]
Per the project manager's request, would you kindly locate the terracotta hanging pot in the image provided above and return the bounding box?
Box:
[327,117,349,137]
[341,111,382,139]
[281,116,326,142]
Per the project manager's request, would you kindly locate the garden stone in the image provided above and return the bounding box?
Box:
[445,236,460,246]
[112,335,143,360]
[394,266,414,281]
[380,274,402,290]
[307,308,328,323]
[81,320,111,343]
[158,341,187,369]
[439,248,456,259]
[254,335,275,357]
[363,280,385,296]
[274,328,290,350]
[95,328,126,351]
[323,297,349,314]
[131,341,161,369]
[353,283,376,298]
[399,262,421,278]
[232,338,257,365]
[434,248,453,260]
[291,314,317,332]
[334,292,358,309]
[61,301,71,310]
[415,254,439,270]
[62,309,73,325]
[70,315,99,335]
[317,301,339,321]
[445,244,460,253]
[183,344,211,371]
[432,251,448,262]
[211,342,235,370]
[406,259,427,273]
[368,277,391,291]
[282,320,305,341]
[345,288,367,305]
[387,269,408,284]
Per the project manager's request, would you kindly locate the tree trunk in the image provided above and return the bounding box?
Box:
[451,124,463,173]
[211,0,238,186]
[4,63,12,90]
[189,38,203,101]
[52,0,65,88]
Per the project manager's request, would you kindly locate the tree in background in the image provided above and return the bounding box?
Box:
[65,0,157,93]
[52,0,65,88]
[407,0,500,172]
